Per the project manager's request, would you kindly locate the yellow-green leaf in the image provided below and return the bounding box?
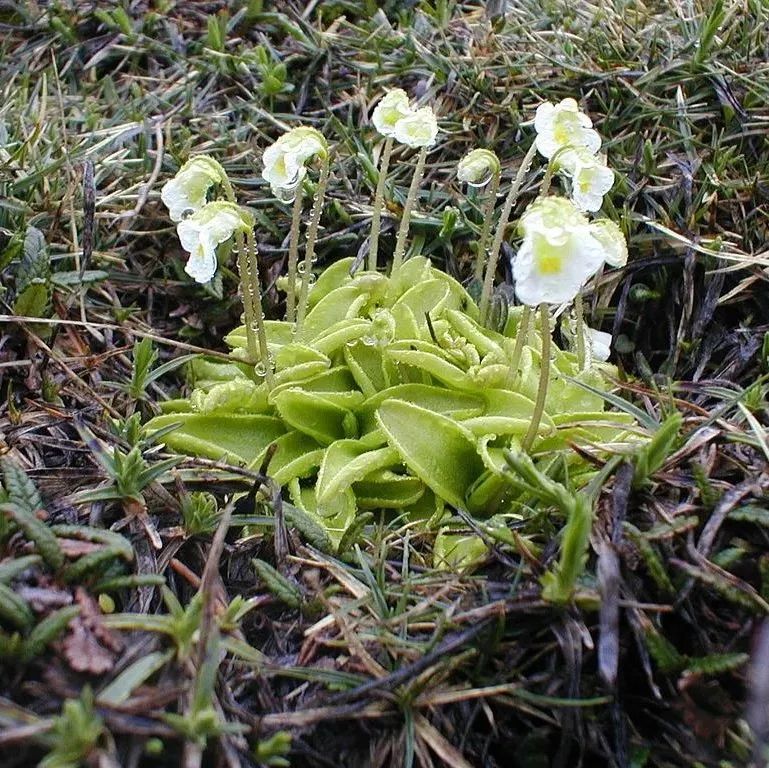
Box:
[145,414,285,465]
[376,400,484,510]
[316,440,399,504]
[273,389,358,445]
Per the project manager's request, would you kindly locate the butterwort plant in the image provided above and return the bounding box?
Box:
[148,94,643,574]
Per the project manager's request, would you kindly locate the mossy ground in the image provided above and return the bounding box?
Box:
[1,2,769,766]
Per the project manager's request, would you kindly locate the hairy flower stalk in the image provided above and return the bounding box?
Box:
[508,305,533,375]
[473,170,500,284]
[295,155,330,334]
[377,103,439,274]
[220,178,261,366]
[234,232,258,363]
[574,291,587,370]
[538,158,557,199]
[522,303,551,451]
[368,136,393,272]
[245,229,274,387]
[391,146,428,273]
[285,192,304,323]
[480,141,538,326]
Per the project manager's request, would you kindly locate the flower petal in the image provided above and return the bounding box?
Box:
[184,244,218,284]
[590,219,628,267]
[161,156,226,222]
[587,328,612,361]
[175,201,249,284]
[372,89,413,137]
[457,148,500,185]
[534,98,602,159]
[392,107,438,148]
[513,199,605,305]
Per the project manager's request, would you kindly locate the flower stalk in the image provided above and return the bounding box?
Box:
[285,192,304,323]
[574,291,587,370]
[234,231,258,364]
[245,229,274,387]
[522,303,551,452]
[509,305,533,375]
[480,141,538,326]
[295,155,330,335]
[368,136,393,272]
[472,168,501,284]
[538,159,557,199]
[391,145,428,274]
[220,178,262,368]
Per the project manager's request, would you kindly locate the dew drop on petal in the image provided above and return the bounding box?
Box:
[466,170,494,188]
[276,186,297,204]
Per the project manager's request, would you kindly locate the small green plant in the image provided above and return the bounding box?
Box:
[254,731,292,767]
[0,226,51,331]
[105,337,192,411]
[39,688,105,768]
[73,420,181,506]
[250,45,292,98]
[102,585,263,662]
[180,491,221,537]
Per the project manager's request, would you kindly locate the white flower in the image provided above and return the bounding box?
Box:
[161,156,227,222]
[512,197,605,306]
[560,147,614,212]
[586,327,612,361]
[262,127,328,198]
[457,148,500,186]
[176,201,252,284]
[372,89,413,138]
[534,98,601,160]
[589,219,628,268]
[392,106,439,148]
